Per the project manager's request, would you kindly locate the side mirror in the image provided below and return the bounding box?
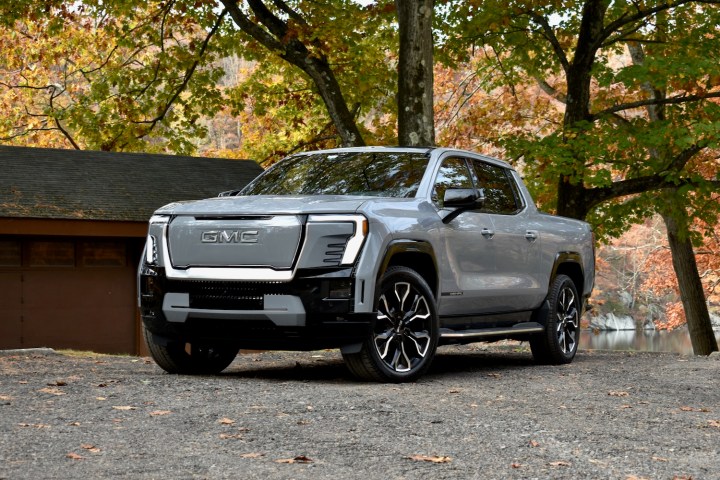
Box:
[443,188,485,208]
[442,188,485,224]
[218,189,241,197]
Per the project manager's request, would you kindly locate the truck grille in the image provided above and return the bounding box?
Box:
[166,280,292,311]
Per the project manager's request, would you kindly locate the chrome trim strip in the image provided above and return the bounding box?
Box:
[440,326,544,339]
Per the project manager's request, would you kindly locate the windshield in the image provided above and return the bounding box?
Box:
[240,151,430,198]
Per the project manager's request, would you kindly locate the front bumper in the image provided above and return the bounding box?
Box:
[139,265,375,350]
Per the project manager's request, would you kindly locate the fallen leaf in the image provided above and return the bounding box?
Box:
[511,462,522,469]
[48,380,67,387]
[529,440,540,448]
[149,410,171,416]
[219,418,235,425]
[97,383,108,388]
[69,422,81,427]
[18,423,50,429]
[240,452,264,459]
[297,420,310,425]
[620,405,633,409]
[609,391,629,397]
[39,387,65,396]
[448,389,461,394]
[0,395,12,401]
[652,456,669,462]
[487,373,501,378]
[66,453,84,460]
[81,444,101,453]
[550,460,571,467]
[306,405,314,411]
[406,454,452,464]
[707,420,720,428]
[112,406,137,411]
[96,397,107,401]
[275,455,313,464]
[680,406,710,412]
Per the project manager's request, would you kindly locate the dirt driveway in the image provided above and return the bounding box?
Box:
[1,345,718,479]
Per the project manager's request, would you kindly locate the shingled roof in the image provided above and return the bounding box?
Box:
[0,146,263,222]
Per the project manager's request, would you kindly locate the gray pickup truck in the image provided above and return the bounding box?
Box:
[139,147,594,382]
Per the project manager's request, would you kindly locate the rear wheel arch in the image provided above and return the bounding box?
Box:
[550,253,585,302]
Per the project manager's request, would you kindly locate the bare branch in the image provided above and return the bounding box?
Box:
[592,91,720,119]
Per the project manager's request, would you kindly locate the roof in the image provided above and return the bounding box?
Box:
[0,146,263,222]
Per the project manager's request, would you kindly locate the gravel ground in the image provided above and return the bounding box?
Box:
[1,344,719,480]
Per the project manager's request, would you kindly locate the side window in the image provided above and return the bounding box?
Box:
[471,160,520,214]
[432,157,474,208]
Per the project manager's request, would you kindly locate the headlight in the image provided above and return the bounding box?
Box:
[306,214,368,266]
[149,214,170,225]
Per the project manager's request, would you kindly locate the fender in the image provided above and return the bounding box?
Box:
[377,239,439,299]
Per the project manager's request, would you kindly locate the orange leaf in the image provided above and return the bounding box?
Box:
[406,454,452,464]
[219,418,235,425]
[39,387,65,396]
[240,452,264,459]
[608,391,629,397]
[81,444,101,453]
[66,453,84,460]
[275,455,313,464]
[529,440,540,448]
[149,410,172,416]
[112,406,136,411]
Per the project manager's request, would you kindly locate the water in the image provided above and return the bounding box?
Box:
[580,328,720,355]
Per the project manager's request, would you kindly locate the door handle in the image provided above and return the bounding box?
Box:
[525,230,538,241]
[481,228,495,239]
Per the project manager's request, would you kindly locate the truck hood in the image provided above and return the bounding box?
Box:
[154,195,372,217]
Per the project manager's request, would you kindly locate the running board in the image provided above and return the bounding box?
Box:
[440,322,544,340]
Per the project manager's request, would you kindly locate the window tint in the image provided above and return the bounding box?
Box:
[432,157,474,208]
[470,160,520,214]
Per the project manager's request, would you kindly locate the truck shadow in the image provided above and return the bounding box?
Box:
[222,347,540,382]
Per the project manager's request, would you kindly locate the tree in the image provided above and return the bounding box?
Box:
[445,0,720,353]
[0,1,230,153]
[396,0,435,146]
[219,0,366,147]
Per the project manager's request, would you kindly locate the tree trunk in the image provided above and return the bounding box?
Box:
[396,0,435,146]
[662,205,719,355]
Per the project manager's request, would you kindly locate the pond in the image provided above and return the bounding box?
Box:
[580,328,720,355]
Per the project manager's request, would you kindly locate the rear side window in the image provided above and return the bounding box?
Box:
[470,160,521,214]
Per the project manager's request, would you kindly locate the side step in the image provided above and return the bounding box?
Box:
[440,322,544,340]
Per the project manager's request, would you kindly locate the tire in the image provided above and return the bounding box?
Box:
[143,327,239,374]
[530,274,580,365]
[343,266,439,382]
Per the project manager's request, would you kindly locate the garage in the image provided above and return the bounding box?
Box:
[0,236,143,353]
[0,146,262,354]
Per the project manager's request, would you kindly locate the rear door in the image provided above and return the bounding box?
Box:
[468,159,543,311]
